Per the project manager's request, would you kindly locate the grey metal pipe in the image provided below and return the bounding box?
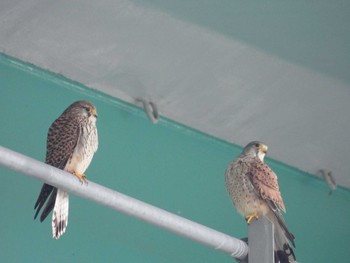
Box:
[0,145,248,260]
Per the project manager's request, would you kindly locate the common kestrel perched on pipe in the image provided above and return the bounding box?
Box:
[225,141,296,262]
[34,100,98,239]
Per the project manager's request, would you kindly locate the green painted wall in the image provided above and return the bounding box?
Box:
[0,53,349,262]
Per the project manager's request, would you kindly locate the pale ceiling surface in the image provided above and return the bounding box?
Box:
[0,0,349,188]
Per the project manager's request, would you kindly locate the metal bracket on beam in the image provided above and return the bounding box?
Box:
[136,98,160,124]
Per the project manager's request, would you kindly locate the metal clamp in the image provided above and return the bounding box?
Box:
[136,98,160,124]
[317,169,337,194]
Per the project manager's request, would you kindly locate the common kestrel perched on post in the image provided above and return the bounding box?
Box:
[34,100,98,239]
[225,141,296,262]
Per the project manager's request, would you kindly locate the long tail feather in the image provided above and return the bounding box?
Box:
[40,188,57,222]
[267,212,296,263]
[34,184,54,220]
[52,189,69,239]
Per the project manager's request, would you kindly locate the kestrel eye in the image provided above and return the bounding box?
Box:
[255,143,259,147]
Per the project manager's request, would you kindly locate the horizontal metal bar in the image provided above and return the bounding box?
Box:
[0,145,248,260]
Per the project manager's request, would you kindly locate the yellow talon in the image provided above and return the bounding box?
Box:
[245,213,258,224]
[72,172,88,185]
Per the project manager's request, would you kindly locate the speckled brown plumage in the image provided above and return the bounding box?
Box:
[225,141,296,263]
[34,100,98,239]
[248,160,286,212]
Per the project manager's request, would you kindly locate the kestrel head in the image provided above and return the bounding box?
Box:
[63,100,98,120]
[242,141,268,161]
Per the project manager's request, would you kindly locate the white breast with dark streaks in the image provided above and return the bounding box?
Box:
[65,116,98,175]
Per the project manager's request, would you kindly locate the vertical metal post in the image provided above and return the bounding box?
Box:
[248,217,274,263]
